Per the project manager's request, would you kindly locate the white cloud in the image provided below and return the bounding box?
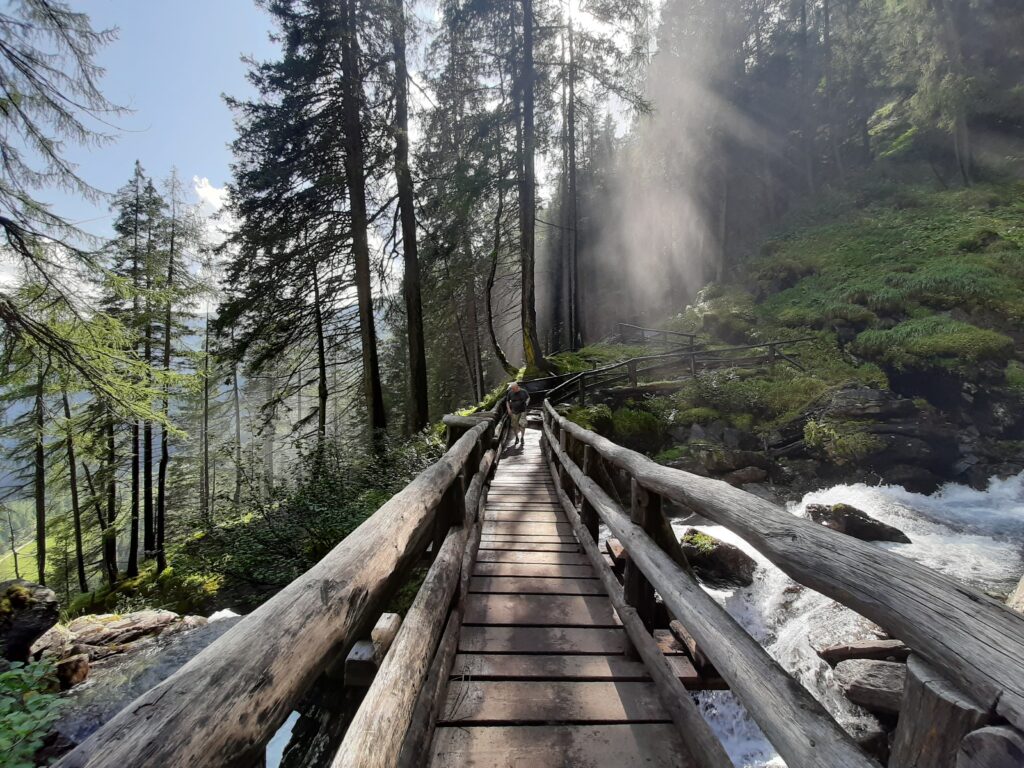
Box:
[193,175,229,215]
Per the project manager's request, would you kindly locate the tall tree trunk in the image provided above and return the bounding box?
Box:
[62,391,87,592]
[201,309,211,528]
[33,362,46,585]
[4,507,19,579]
[263,375,275,495]
[232,357,242,507]
[311,269,328,443]
[936,0,972,186]
[518,0,549,374]
[567,20,580,351]
[798,0,815,195]
[127,418,139,578]
[156,197,176,575]
[391,0,429,433]
[822,0,845,182]
[103,407,118,585]
[143,218,155,555]
[487,154,517,377]
[339,0,387,435]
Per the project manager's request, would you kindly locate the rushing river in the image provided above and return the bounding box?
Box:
[670,472,1024,767]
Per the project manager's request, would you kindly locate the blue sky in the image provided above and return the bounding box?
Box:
[52,1,278,235]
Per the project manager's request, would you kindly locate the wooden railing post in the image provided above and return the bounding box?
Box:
[768,343,777,363]
[580,445,600,541]
[627,360,638,387]
[623,478,659,633]
[577,374,586,405]
[433,473,466,556]
[689,353,697,376]
[889,656,988,768]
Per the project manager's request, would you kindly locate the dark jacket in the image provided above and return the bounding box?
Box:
[507,387,530,414]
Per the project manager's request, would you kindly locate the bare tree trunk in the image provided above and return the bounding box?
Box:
[103,407,118,585]
[156,201,175,575]
[391,0,429,432]
[936,0,972,186]
[823,0,845,182]
[143,218,155,556]
[4,507,20,579]
[567,20,580,351]
[62,391,87,592]
[798,0,815,195]
[232,358,242,507]
[340,0,387,436]
[33,362,46,585]
[201,308,211,528]
[486,156,517,377]
[310,269,329,443]
[518,0,550,374]
[263,375,275,495]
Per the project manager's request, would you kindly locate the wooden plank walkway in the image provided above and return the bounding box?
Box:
[429,422,698,767]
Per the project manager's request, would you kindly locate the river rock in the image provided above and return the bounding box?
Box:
[806,503,911,543]
[879,463,944,495]
[32,623,74,660]
[722,466,768,486]
[834,659,906,715]
[680,529,757,588]
[68,609,181,647]
[817,638,911,666]
[51,616,242,753]
[696,447,771,474]
[57,653,90,690]
[827,387,916,420]
[0,579,60,662]
[1007,576,1024,615]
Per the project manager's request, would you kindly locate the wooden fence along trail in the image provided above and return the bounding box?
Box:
[55,344,1024,768]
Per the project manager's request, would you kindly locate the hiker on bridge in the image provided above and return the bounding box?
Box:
[505,381,530,447]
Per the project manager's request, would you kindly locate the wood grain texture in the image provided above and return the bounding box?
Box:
[890,656,988,768]
[468,576,603,594]
[956,726,1024,768]
[543,413,878,768]
[429,724,695,767]
[546,401,1024,731]
[548,458,732,768]
[458,626,629,654]
[56,417,495,768]
[439,680,668,724]
[463,593,622,627]
[472,562,596,578]
[451,653,651,681]
[476,549,587,564]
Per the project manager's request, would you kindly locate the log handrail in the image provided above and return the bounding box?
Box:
[541,407,878,768]
[545,336,816,405]
[56,411,501,768]
[543,400,1024,732]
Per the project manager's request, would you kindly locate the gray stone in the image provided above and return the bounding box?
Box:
[680,529,757,588]
[689,423,707,442]
[57,653,90,690]
[722,466,768,486]
[1007,576,1024,615]
[68,609,181,647]
[52,616,242,752]
[828,388,916,420]
[834,659,907,715]
[32,623,74,660]
[818,638,911,666]
[806,503,911,544]
[0,579,59,662]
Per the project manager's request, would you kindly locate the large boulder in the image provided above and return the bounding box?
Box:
[680,529,757,588]
[834,659,906,716]
[50,616,242,754]
[695,447,771,474]
[721,466,768,486]
[817,638,911,666]
[806,503,911,544]
[1007,576,1024,615]
[67,609,181,648]
[0,579,59,662]
[827,388,916,420]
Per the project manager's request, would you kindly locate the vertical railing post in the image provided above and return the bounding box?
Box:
[577,374,586,406]
[627,360,638,388]
[580,445,600,541]
[623,478,658,633]
[433,472,466,557]
[768,343,777,363]
[689,353,697,376]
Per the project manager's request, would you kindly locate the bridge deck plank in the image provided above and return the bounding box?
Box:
[431,424,696,766]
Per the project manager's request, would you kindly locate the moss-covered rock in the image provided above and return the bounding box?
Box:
[681,530,757,588]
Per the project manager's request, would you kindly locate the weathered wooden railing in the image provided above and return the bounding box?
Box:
[546,336,816,407]
[57,408,506,768]
[542,400,1024,768]
[617,321,698,349]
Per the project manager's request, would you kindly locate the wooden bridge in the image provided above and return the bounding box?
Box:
[56,389,1024,766]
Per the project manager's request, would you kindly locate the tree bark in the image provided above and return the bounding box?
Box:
[232,358,242,507]
[103,406,118,585]
[34,362,46,585]
[201,308,211,528]
[567,20,580,350]
[143,216,155,556]
[518,0,550,374]
[63,391,88,592]
[339,0,387,436]
[391,0,429,433]
[312,269,329,443]
[156,195,176,575]
[486,157,517,377]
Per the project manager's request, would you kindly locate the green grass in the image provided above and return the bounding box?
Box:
[547,343,649,374]
[852,316,1014,372]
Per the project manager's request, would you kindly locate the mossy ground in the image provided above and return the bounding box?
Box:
[567,179,1024,456]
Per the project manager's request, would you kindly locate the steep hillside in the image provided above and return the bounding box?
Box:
[564,180,1024,497]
